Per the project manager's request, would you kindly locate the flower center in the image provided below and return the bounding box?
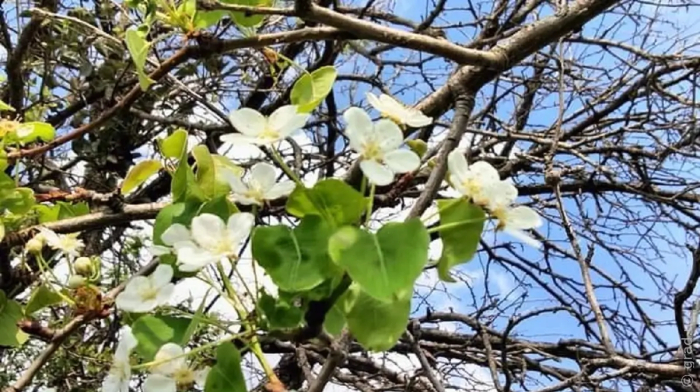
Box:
[361,140,383,161]
[173,367,196,386]
[138,284,159,301]
[259,126,280,142]
[491,208,508,231]
[212,240,235,257]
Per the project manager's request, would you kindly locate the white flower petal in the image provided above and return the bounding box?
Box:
[366,92,385,112]
[250,162,277,192]
[226,212,255,244]
[503,228,541,249]
[149,245,172,256]
[264,181,296,200]
[228,108,266,136]
[160,224,191,246]
[115,290,148,313]
[150,264,173,288]
[232,194,262,206]
[156,283,175,305]
[269,105,309,138]
[153,343,185,375]
[117,326,137,355]
[360,160,395,186]
[195,367,211,387]
[101,373,129,392]
[469,161,500,184]
[447,150,469,181]
[220,133,262,146]
[343,107,373,133]
[176,247,220,271]
[374,119,404,152]
[383,149,420,173]
[379,93,405,114]
[404,110,432,128]
[506,206,542,230]
[143,374,177,392]
[191,214,227,251]
[222,170,248,194]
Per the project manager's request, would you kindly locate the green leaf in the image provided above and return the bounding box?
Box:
[252,215,339,292]
[436,199,486,282]
[121,159,162,194]
[341,283,410,352]
[131,315,191,360]
[193,10,226,29]
[177,0,197,18]
[290,66,338,113]
[198,196,238,221]
[25,285,64,314]
[153,202,199,245]
[171,157,205,203]
[160,129,188,158]
[0,290,25,347]
[125,29,154,91]
[224,0,271,28]
[328,218,429,302]
[205,342,247,392]
[35,201,90,223]
[1,188,35,215]
[257,291,304,330]
[17,122,55,143]
[0,99,15,112]
[286,179,365,228]
[192,145,219,197]
[323,304,345,336]
[212,155,244,178]
[406,139,428,158]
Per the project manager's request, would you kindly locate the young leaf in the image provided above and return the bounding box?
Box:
[323,303,345,336]
[286,179,365,228]
[193,10,226,29]
[341,283,410,352]
[192,145,219,197]
[225,0,271,28]
[17,122,55,143]
[159,129,188,158]
[257,291,304,330]
[0,290,25,347]
[25,285,64,314]
[121,159,162,194]
[125,29,154,91]
[131,315,191,360]
[1,188,35,215]
[328,218,429,302]
[436,199,486,282]
[0,99,15,112]
[252,215,339,292]
[290,66,338,113]
[205,342,247,392]
[171,157,205,203]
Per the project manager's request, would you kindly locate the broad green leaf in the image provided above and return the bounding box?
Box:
[286,179,365,228]
[328,218,429,302]
[192,145,219,197]
[0,150,7,171]
[212,155,244,178]
[125,29,154,91]
[171,157,205,203]
[25,285,64,314]
[17,122,55,143]
[436,199,486,282]
[35,201,90,223]
[225,0,271,28]
[0,290,25,347]
[205,342,247,392]
[121,159,162,194]
[152,202,199,245]
[193,10,226,29]
[131,315,191,360]
[341,283,410,352]
[1,188,35,215]
[198,196,238,221]
[257,291,304,330]
[252,215,339,292]
[290,66,338,113]
[0,99,15,112]
[160,129,188,158]
[323,304,345,336]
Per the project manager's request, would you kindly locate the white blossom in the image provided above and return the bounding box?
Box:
[144,343,210,392]
[366,92,432,128]
[221,105,310,146]
[101,326,138,392]
[38,228,84,258]
[447,149,501,207]
[344,107,420,186]
[168,213,255,272]
[224,162,296,206]
[481,180,543,248]
[115,264,175,313]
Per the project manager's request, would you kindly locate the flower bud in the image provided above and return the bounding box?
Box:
[25,235,45,254]
[67,275,86,289]
[73,257,93,276]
